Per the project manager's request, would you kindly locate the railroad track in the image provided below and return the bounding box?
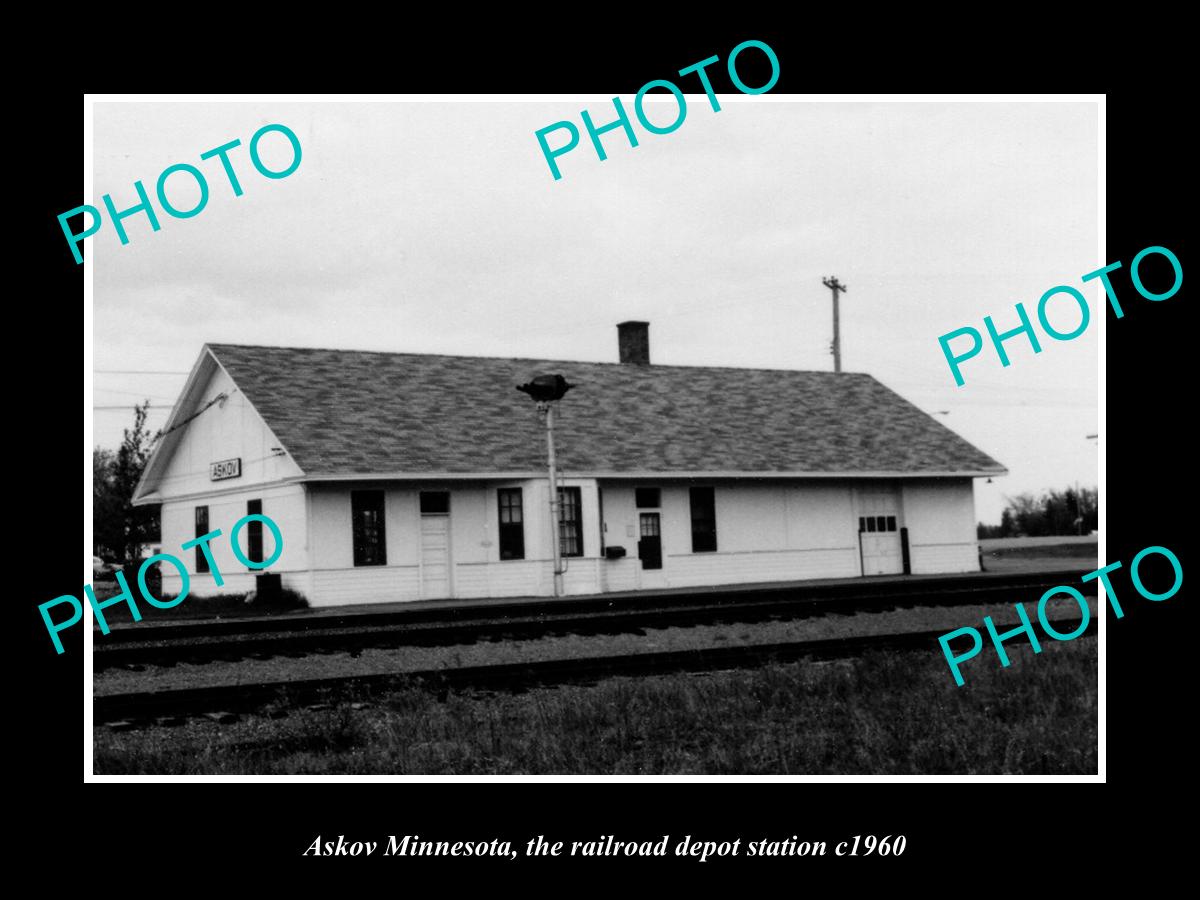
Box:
[94,619,1092,728]
[94,570,1095,672]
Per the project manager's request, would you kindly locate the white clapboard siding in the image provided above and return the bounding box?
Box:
[665,547,860,587]
[909,543,979,574]
[309,566,420,607]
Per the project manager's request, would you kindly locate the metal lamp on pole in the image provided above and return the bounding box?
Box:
[517,374,575,597]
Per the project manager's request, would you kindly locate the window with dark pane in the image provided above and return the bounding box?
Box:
[689,486,717,553]
[497,488,525,560]
[352,490,387,566]
[635,487,661,508]
[558,486,583,557]
[419,491,450,514]
[194,506,209,573]
[246,499,264,565]
[886,515,897,531]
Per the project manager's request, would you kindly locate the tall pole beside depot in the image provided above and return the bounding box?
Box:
[517,374,575,598]
[540,400,564,597]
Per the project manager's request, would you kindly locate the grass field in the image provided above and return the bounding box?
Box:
[979,536,1098,551]
[94,637,1097,775]
[984,543,1097,560]
[981,539,1097,575]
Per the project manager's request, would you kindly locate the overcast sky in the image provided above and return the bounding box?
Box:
[91,99,1098,524]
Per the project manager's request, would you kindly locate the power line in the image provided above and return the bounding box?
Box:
[511,287,795,342]
[151,390,235,443]
[93,405,170,411]
[131,448,288,485]
[94,387,177,402]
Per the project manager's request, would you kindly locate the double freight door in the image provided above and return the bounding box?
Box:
[857,487,904,576]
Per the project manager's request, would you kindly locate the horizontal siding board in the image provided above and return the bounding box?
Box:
[664,548,860,587]
[311,566,420,607]
[909,542,979,575]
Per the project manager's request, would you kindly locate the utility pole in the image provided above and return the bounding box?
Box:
[1083,434,1098,536]
[822,276,848,373]
[541,401,565,598]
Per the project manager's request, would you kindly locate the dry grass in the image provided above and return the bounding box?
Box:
[94,637,1097,775]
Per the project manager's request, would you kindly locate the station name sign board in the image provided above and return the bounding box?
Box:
[210,457,242,481]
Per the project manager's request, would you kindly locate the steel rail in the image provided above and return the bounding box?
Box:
[94,619,1091,728]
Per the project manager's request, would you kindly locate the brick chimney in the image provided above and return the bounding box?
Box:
[617,321,650,365]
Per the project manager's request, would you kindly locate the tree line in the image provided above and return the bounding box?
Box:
[978,486,1098,539]
[93,401,160,567]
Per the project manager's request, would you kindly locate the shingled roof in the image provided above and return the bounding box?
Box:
[205,343,1005,477]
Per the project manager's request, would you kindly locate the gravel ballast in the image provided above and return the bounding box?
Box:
[93,596,1098,697]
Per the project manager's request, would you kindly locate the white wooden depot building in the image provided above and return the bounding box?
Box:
[132,323,1006,607]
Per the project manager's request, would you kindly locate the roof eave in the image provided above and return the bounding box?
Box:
[299,468,1008,482]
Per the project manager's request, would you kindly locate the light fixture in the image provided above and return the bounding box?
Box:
[517,374,574,402]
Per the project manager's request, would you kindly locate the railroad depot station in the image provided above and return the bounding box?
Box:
[132,323,1006,607]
